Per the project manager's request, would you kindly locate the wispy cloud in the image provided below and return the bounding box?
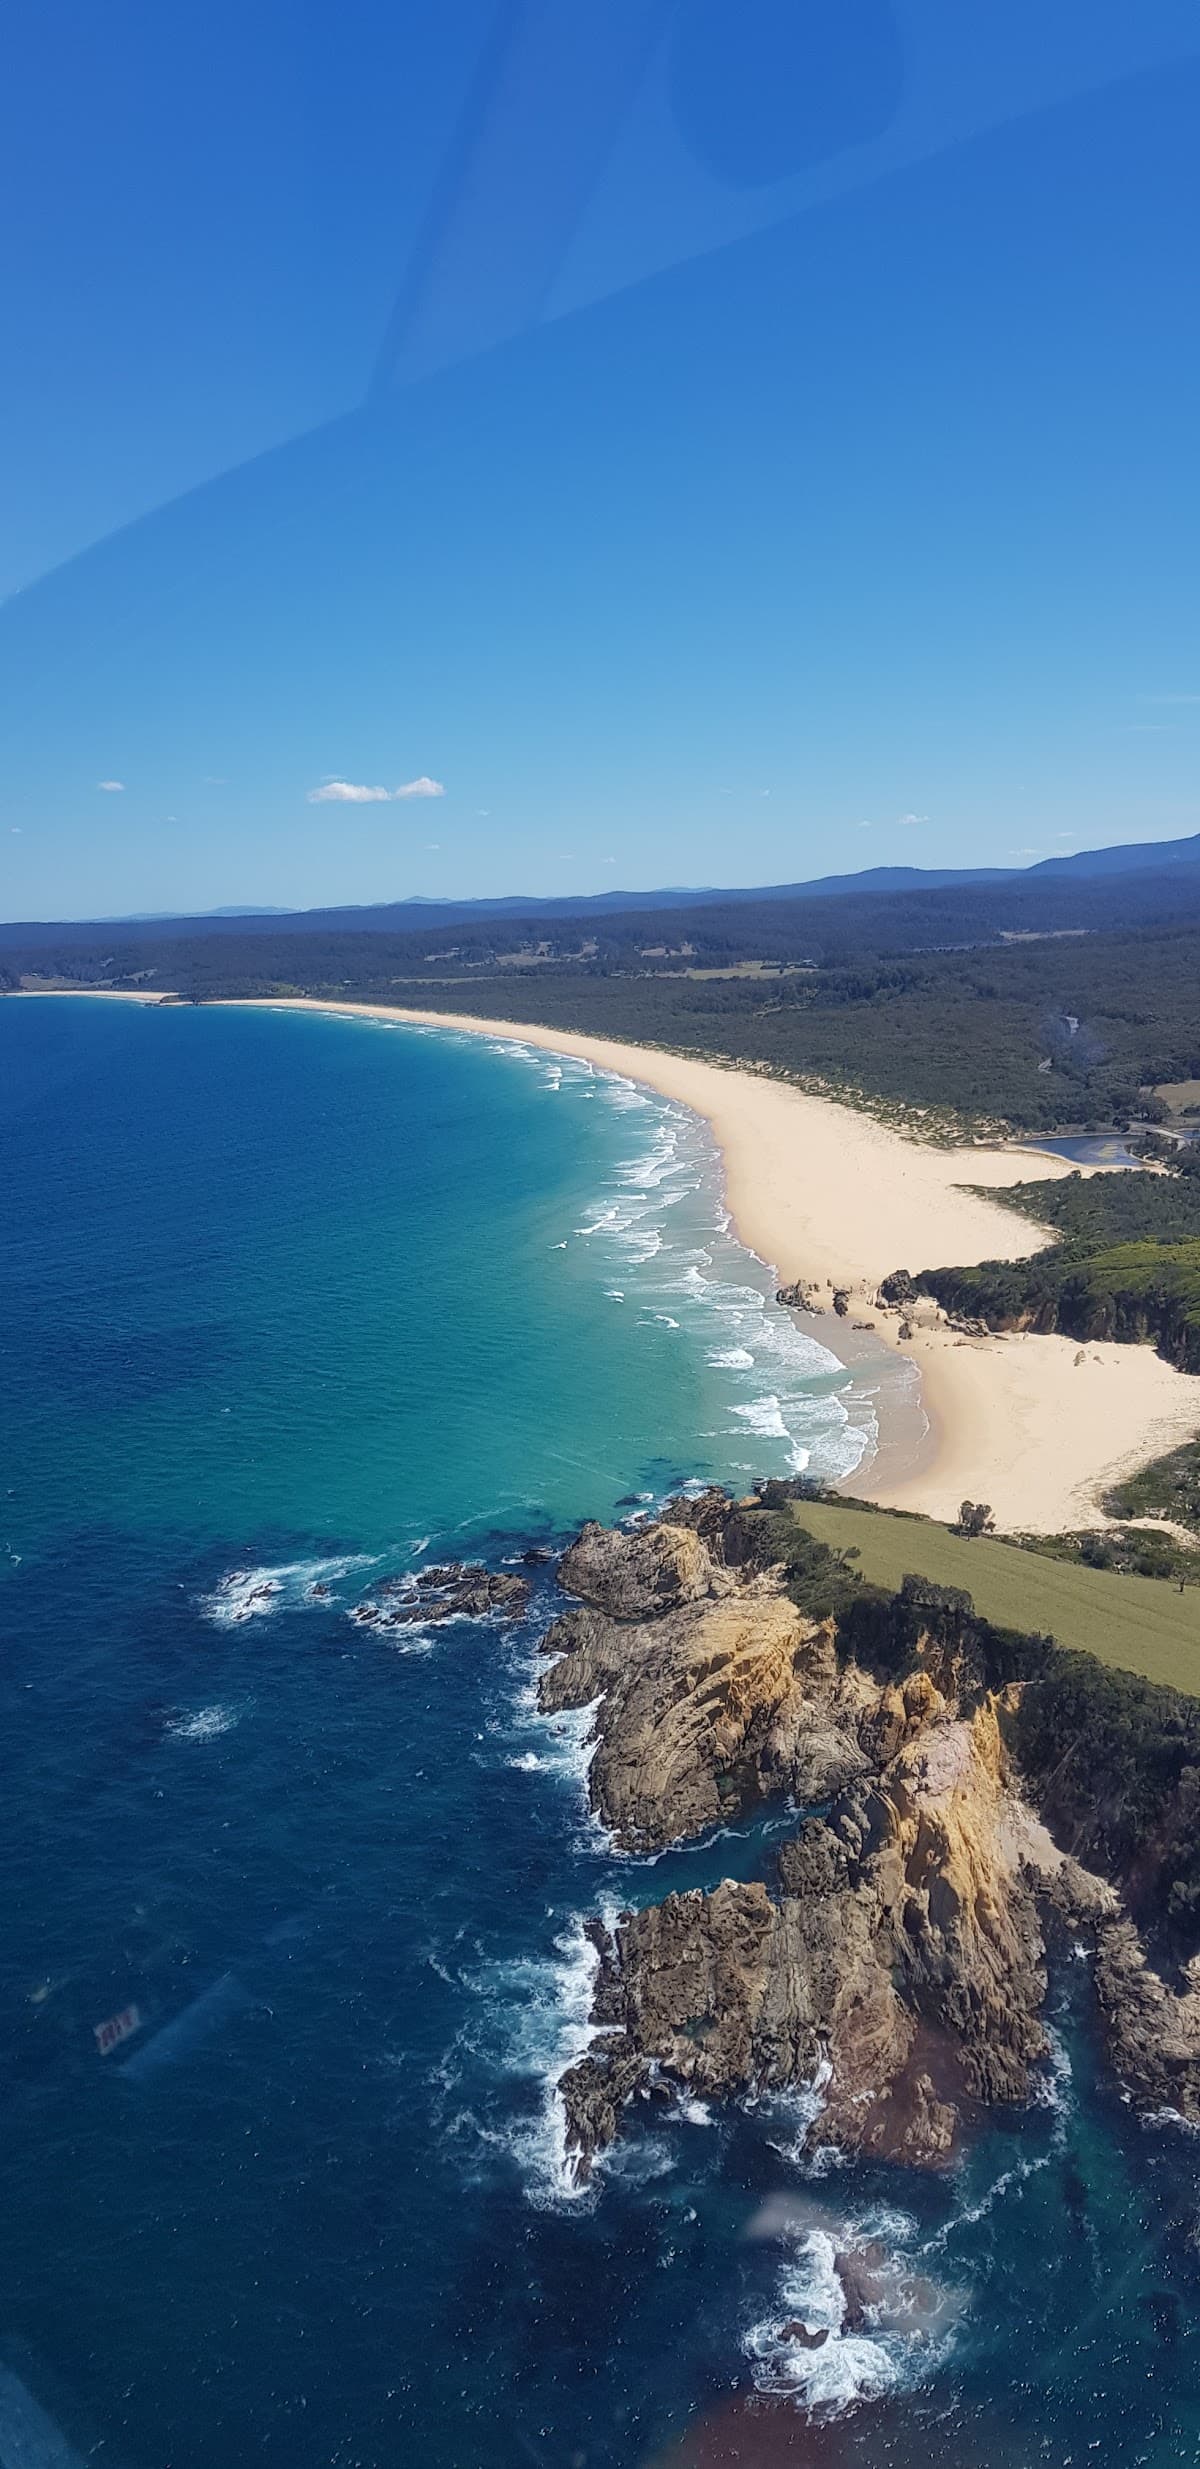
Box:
[97,779,125,792]
[898,811,929,826]
[308,780,391,803]
[308,775,445,804]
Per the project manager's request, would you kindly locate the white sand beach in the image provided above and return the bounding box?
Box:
[15,987,1198,1533]
[208,998,1200,1536]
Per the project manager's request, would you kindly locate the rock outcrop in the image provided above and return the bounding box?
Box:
[540,1519,872,1851]
[560,1695,1047,2177]
[543,1495,1200,2181]
[556,1516,717,1620]
[350,1562,529,1629]
[1091,1922,1200,2122]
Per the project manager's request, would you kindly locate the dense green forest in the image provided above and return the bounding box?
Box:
[6,861,1200,1135]
[902,1237,1200,1376]
[1012,1652,1200,1932]
[904,1150,1200,1386]
[980,1154,1200,1246]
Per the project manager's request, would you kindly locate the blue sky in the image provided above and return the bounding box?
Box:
[2,2,1199,919]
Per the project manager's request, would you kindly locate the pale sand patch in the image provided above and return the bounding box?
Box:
[9,987,180,1002]
[211,998,1200,1536]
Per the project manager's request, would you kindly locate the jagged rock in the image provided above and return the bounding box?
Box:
[776,1277,823,1313]
[540,1583,869,1851]
[557,1517,718,1619]
[540,1518,874,1850]
[540,1498,1200,2184]
[559,1693,1048,2178]
[559,2034,649,2179]
[1038,1855,1121,1928]
[349,1562,529,1629]
[1092,1921,1200,2123]
[659,1486,740,1542]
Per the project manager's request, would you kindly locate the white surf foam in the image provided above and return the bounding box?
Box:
[165,1703,239,1741]
[199,1553,377,1627]
[744,2199,963,2415]
[449,1916,606,2208]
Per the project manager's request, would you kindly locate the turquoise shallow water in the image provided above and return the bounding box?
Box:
[3,997,1200,2469]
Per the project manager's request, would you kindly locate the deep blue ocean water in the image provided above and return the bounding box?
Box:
[3,998,1200,2469]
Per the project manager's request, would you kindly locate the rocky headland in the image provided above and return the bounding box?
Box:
[538,1491,1200,2181]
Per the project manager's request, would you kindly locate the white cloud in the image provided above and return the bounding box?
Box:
[97,779,124,792]
[857,820,872,829]
[307,775,445,804]
[898,811,929,826]
[308,780,392,803]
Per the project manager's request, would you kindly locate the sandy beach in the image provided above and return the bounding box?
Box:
[14,987,1200,1530]
[184,995,1197,1537]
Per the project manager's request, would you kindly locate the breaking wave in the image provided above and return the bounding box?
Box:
[199,1553,379,1626]
[164,1703,239,1741]
[436,1917,606,2209]
[744,2199,965,2415]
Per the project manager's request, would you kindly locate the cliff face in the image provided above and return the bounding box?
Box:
[541,1511,884,1853]
[561,1700,1046,2176]
[544,1499,1200,2180]
[544,1508,1051,2176]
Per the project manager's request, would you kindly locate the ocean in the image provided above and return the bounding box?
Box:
[2,996,1200,2469]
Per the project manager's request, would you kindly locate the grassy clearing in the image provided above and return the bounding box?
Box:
[787,1499,1200,1694]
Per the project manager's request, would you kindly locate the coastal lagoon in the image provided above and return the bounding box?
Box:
[3,998,1200,2467]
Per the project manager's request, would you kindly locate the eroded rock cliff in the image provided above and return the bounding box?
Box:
[540,1514,873,1852]
[543,1496,1200,2180]
[561,1698,1046,2175]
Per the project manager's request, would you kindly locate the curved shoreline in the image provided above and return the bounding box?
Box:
[14,989,1200,1531]
[218,997,1200,1534]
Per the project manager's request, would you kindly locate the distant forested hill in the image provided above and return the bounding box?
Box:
[6,863,1200,1136]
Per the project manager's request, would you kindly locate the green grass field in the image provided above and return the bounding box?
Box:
[788,1500,1200,1694]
